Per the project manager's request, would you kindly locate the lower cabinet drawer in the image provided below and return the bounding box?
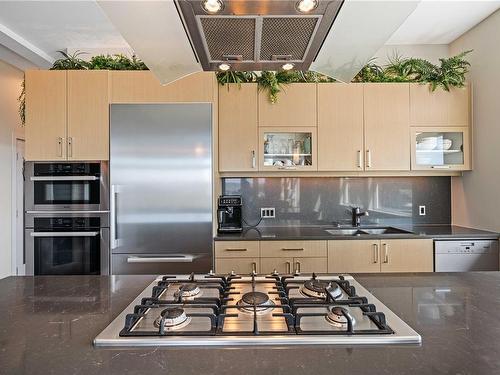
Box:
[260,240,327,258]
[215,258,259,274]
[214,241,260,258]
[294,257,328,273]
[111,253,212,275]
[260,257,294,274]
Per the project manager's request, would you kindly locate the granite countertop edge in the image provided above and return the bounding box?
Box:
[214,224,500,241]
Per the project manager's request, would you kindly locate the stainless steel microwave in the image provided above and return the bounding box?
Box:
[25,161,109,212]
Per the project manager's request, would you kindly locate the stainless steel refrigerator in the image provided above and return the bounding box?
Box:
[110,104,212,274]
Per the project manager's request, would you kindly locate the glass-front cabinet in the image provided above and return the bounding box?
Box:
[259,127,317,170]
[411,127,470,170]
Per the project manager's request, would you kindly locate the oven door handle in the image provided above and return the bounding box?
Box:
[30,176,99,181]
[126,255,195,263]
[30,231,100,237]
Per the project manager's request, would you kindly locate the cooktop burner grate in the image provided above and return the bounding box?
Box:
[117,272,395,338]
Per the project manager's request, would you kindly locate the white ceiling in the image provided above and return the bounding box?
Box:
[387,0,500,44]
[0,0,499,73]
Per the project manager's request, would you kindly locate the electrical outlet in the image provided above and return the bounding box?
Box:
[260,208,275,219]
[419,205,426,216]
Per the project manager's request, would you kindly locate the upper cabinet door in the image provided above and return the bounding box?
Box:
[218,84,258,172]
[110,71,215,103]
[410,84,470,127]
[318,84,364,171]
[364,83,410,171]
[25,70,67,161]
[258,83,316,127]
[67,71,110,161]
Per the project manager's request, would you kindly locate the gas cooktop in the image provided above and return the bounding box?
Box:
[94,273,421,346]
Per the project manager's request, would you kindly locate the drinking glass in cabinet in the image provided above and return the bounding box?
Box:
[415,131,464,167]
[263,132,313,168]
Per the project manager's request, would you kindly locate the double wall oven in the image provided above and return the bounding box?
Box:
[25,162,110,276]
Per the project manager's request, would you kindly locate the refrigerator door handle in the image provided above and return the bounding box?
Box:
[110,185,118,249]
[126,255,195,263]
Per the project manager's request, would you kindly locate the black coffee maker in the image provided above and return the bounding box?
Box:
[217,195,243,233]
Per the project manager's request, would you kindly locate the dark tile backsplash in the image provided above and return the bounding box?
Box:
[222,177,451,227]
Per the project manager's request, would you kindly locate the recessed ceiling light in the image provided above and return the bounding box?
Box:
[282,63,294,71]
[201,0,224,14]
[295,0,318,13]
[218,63,230,71]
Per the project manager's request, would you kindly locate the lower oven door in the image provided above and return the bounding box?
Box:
[25,229,109,275]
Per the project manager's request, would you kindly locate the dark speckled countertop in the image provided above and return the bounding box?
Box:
[2,273,500,374]
[215,224,499,241]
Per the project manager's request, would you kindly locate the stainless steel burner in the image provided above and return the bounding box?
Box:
[236,291,275,314]
[154,307,191,330]
[300,277,342,299]
[325,306,355,328]
[174,283,201,299]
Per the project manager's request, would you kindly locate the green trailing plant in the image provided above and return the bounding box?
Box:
[431,50,472,91]
[216,71,257,86]
[18,76,25,126]
[51,50,90,70]
[88,54,148,70]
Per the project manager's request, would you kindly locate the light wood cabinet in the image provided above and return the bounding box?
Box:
[26,70,110,161]
[215,258,260,274]
[328,240,380,273]
[25,70,67,161]
[214,241,260,258]
[380,239,433,272]
[294,257,328,273]
[260,240,327,258]
[328,238,433,273]
[260,257,294,274]
[318,84,364,171]
[410,84,470,127]
[364,83,410,171]
[67,71,109,160]
[218,84,258,172]
[110,71,215,103]
[258,83,317,127]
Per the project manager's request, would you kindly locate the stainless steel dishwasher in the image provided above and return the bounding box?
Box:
[435,240,499,272]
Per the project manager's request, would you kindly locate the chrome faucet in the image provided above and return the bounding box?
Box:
[351,207,369,227]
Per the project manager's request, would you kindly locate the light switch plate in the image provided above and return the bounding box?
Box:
[419,205,426,216]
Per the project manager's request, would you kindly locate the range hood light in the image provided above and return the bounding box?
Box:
[282,63,294,71]
[218,63,230,71]
[295,0,318,13]
[201,0,224,14]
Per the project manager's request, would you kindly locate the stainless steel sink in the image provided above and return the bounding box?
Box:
[325,227,413,236]
[360,227,413,235]
[325,228,367,236]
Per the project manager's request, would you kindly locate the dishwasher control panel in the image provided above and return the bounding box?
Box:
[435,240,499,272]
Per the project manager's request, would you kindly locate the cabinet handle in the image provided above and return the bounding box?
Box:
[431,165,451,169]
[251,262,257,273]
[373,243,379,263]
[295,261,301,273]
[366,149,372,168]
[225,248,247,252]
[251,150,256,169]
[357,150,363,168]
[57,137,63,157]
[281,248,304,251]
[286,261,291,274]
[383,243,389,263]
[68,137,73,158]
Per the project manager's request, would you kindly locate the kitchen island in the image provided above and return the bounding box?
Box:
[1,273,499,375]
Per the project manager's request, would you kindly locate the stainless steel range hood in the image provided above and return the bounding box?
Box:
[175,0,344,71]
